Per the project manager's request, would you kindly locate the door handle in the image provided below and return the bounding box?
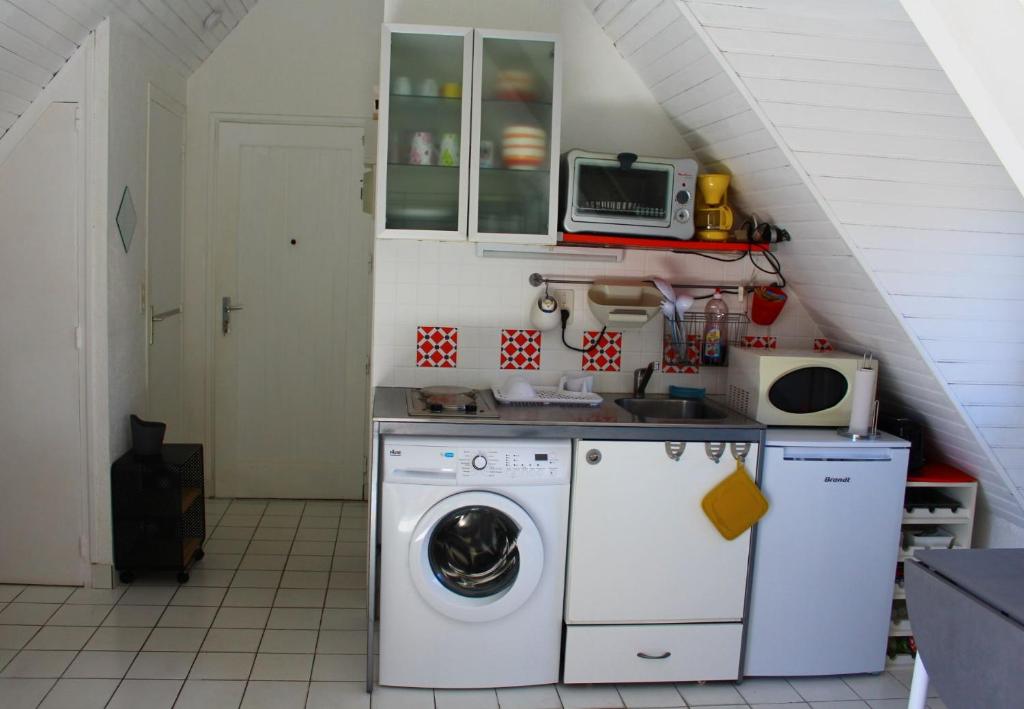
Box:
[222,296,244,335]
[149,306,182,345]
[637,651,671,660]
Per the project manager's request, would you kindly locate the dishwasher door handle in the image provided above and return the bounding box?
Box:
[637,651,671,660]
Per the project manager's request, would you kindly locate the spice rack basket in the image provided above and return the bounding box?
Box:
[664,312,749,369]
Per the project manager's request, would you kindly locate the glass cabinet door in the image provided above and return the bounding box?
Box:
[376,26,472,239]
[470,30,561,244]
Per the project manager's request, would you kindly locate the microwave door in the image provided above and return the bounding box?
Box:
[572,157,672,228]
[768,366,851,415]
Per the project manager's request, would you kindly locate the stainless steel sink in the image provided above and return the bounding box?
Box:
[614,397,729,422]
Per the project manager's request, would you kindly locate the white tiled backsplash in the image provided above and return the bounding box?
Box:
[370,239,822,394]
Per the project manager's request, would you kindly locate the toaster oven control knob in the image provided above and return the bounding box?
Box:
[675,208,690,222]
[675,189,690,205]
[471,455,488,471]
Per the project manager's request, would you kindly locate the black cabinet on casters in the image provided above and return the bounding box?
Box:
[112,444,206,584]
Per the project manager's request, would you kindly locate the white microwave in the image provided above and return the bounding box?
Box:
[726,349,878,426]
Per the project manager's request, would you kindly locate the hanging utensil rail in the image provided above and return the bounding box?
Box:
[528,272,757,294]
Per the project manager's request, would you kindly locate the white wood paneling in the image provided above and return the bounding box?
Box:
[0,0,260,137]
[588,0,1024,535]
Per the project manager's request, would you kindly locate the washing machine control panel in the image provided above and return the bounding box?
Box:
[383,437,572,485]
[456,444,571,484]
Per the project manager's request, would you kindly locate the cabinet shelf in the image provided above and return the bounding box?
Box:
[389,93,461,102]
[482,97,553,107]
[387,162,459,170]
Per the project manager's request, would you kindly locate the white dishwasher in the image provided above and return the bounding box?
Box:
[564,439,759,684]
[744,428,909,676]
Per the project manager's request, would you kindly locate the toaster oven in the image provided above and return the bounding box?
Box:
[559,150,698,239]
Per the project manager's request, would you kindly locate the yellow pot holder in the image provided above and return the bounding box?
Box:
[702,461,769,540]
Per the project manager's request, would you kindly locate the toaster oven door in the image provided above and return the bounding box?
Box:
[571,157,673,228]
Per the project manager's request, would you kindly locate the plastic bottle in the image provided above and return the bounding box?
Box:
[702,289,729,365]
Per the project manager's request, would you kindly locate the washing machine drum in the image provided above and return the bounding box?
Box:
[410,491,545,622]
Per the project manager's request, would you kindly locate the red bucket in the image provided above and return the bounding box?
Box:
[751,286,787,326]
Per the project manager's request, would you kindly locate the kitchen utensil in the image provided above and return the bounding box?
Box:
[491,385,602,407]
[500,376,537,401]
[695,173,734,242]
[529,291,561,331]
[479,140,496,168]
[750,285,787,325]
[587,282,662,329]
[674,294,694,320]
[495,69,536,101]
[559,374,594,393]
[392,76,413,95]
[702,460,769,541]
[439,133,459,166]
[502,125,546,170]
[409,131,435,165]
[668,385,705,399]
[418,78,439,96]
[441,82,461,98]
[652,278,675,303]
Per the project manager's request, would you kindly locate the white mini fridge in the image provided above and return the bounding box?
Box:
[744,428,909,676]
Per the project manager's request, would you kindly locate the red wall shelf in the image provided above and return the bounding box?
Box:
[559,232,770,252]
[908,463,977,485]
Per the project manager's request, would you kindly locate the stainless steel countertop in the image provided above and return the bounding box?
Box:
[371,387,765,442]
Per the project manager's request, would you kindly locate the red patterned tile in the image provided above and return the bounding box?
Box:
[814,338,834,352]
[581,331,622,372]
[416,326,458,368]
[742,335,778,349]
[662,334,700,374]
[500,329,541,370]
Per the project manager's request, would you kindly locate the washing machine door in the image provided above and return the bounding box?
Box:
[409,490,544,622]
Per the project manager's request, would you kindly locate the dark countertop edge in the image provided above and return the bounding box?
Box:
[371,386,765,436]
[372,420,764,442]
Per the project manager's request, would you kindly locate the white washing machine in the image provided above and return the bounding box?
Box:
[379,436,571,688]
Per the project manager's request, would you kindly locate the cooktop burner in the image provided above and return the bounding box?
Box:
[406,387,499,418]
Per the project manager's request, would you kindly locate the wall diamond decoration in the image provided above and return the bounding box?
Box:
[581,331,622,372]
[416,326,458,368]
[116,186,136,253]
[500,329,541,370]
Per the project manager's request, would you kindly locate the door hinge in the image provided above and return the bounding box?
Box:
[74,326,83,350]
[365,359,371,376]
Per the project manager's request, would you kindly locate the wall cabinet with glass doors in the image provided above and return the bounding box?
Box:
[375,24,561,244]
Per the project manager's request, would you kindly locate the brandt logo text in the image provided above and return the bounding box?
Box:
[823,476,851,483]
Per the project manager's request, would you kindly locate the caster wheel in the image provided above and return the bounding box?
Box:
[119,570,135,584]
[176,572,190,584]
[194,549,205,561]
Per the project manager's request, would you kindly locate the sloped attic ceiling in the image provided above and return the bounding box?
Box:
[587,0,1024,540]
[0,0,258,137]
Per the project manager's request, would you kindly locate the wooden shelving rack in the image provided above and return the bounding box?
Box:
[887,463,977,667]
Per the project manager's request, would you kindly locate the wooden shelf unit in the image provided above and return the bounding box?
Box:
[887,463,977,667]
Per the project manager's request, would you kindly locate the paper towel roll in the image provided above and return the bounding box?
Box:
[848,367,877,435]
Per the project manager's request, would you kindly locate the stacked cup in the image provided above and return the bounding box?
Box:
[502,125,546,170]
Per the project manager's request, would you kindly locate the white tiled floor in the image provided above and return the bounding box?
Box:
[0,498,944,709]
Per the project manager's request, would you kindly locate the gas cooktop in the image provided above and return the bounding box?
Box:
[405,386,499,419]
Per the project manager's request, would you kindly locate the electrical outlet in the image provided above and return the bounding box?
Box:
[652,361,661,372]
[554,289,574,326]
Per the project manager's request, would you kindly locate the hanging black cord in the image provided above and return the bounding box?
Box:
[684,241,787,289]
[560,310,607,353]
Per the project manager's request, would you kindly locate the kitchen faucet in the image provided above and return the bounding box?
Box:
[633,361,657,398]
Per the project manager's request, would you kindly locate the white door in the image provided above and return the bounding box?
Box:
[213,122,371,499]
[146,88,185,438]
[0,103,86,584]
[565,440,758,624]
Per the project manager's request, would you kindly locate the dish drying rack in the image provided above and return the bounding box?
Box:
[491,386,603,407]
[664,312,749,369]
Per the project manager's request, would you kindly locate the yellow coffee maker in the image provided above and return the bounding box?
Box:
[695,173,734,242]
